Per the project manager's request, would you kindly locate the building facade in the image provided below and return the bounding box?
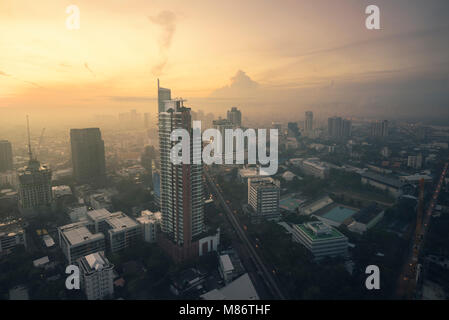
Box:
[0,140,13,172]
[158,84,205,262]
[70,128,106,185]
[78,252,114,300]
[248,177,280,222]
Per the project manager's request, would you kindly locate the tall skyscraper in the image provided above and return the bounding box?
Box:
[305,111,313,137]
[70,128,106,185]
[227,107,242,127]
[158,83,205,262]
[18,117,52,215]
[157,79,172,113]
[0,140,13,172]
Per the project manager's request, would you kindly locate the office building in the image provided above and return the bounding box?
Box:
[291,221,348,260]
[58,222,105,264]
[328,117,351,139]
[78,252,114,300]
[407,154,423,169]
[158,82,206,262]
[0,140,13,172]
[248,177,280,222]
[227,107,242,127]
[300,158,329,179]
[70,128,106,185]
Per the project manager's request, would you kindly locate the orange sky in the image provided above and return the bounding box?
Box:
[1,0,448,123]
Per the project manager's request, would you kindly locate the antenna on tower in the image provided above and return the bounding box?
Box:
[26,115,33,161]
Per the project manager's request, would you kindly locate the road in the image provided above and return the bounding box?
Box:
[396,160,448,299]
[204,169,286,300]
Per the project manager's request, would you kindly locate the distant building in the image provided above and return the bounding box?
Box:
[227,107,242,127]
[328,117,351,139]
[305,111,313,137]
[360,171,403,197]
[407,154,423,169]
[300,158,329,179]
[17,159,52,216]
[70,128,106,185]
[370,120,389,138]
[78,252,114,300]
[0,140,13,172]
[58,222,105,264]
[136,210,161,243]
[287,122,300,138]
[248,177,280,222]
[0,220,27,255]
[291,221,348,260]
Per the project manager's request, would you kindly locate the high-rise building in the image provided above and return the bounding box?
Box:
[158,79,172,113]
[18,118,52,215]
[70,128,106,185]
[328,117,351,139]
[158,83,205,262]
[78,252,114,300]
[287,122,300,138]
[248,177,280,223]
[144,112,151,129]
[305,111,313,137]
[370,120,389,138]
[0,140,13,172]
[227,107,242,127]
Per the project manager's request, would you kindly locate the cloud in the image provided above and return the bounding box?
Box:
[210,70,260,98]
[108,96,156,102]
[148,10,177,76]
[0,70,11,77]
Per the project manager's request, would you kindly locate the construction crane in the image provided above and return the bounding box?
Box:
[36,127,46,158]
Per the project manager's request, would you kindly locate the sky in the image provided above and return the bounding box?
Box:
[0,0,448,125]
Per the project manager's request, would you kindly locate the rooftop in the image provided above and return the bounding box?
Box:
[295,221,346,240]
[361,171,402,189]
[219,254,234,273]
[60,223,104,246]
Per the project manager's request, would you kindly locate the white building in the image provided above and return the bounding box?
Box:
[291,221,348,260]
[219,254,234,284]
[58,222,105,264]
[136,210,161,243]
[78,252,114,300]
[248,177,280,222]
[86,209,141,253]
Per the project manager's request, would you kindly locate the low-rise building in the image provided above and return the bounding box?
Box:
[218,254,234,284]
[0,220,27,255]
[291,221,348,260]
[58,222,105,264]
[347,203,385,234]
[360,171,403,197]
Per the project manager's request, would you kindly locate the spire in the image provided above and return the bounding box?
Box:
[26,115,33,161]
[157,78,160,90]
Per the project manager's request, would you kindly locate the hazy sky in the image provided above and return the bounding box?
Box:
[1,0,448,124]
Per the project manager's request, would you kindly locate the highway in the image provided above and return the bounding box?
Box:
[396,160,448,299]
[204,169,286,300]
